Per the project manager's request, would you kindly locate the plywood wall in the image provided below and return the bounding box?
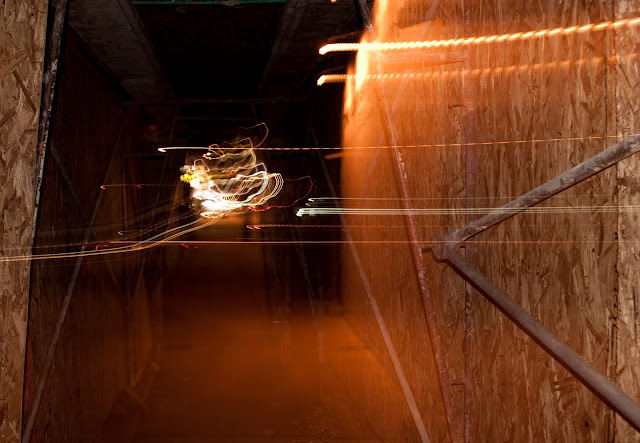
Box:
[614,1,640,440]
[341,1,467,440]
[340,0,640,441]
[0,0,47,441]
[23,32,164,441]
[470,0,618,440]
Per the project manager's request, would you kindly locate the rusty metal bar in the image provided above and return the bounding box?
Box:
[438,250,640,433]
[312,126,432,443]
[32,0,68,222]
[431,134,640,248]
[389,146,461,443]
[426,133,640,433]
[356,0,459,438]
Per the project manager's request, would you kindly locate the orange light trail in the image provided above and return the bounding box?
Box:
[319,17,640,55]
[0,217,218,263]
[317,54,638,86]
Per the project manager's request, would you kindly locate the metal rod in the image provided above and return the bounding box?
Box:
[312,128,432,443]
[389,145,461,443]
[442,251,640,433]
[124,96,307,106]
[372,49,460,443]
[32,0,68,221]
[353,0,456,437]
[435,134,640,246]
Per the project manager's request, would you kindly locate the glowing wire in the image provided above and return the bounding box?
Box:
[0,218,218,263]
[296,205,640,217]
[319,17,640,55]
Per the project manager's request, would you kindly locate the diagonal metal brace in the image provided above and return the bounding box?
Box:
[427,134,640,433]
[427,133,640,253]
[438,250,640,433]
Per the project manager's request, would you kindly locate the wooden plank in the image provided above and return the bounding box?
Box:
[471,1,618,441]
[0,0,47,441]
[614,1,640,441]
[339,0,639,441]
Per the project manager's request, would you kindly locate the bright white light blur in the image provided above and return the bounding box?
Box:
[181,144,283,218]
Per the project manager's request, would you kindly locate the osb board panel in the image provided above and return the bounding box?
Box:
[0,0,47,440]
[471,1,621,441]
[341,0,467,440]
[341,0,639,442]
[614,0,640,440]
[25,34,154,441]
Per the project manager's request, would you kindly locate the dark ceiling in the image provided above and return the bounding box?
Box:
[67,0,366,146]
[135,3,284,98]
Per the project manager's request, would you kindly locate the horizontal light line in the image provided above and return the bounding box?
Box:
[109,239,634,245]
[297,205,640,216]
[319,17,640,55]
[317,54,638,86]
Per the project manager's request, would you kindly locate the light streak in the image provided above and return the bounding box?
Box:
[160,134,634,151]
[160,122,269,153]
[250,176,314,212]
[307,194,623,202]
[179,124,283,218]
[108,239,638,245]
[0,217,218,263]
[317,54,638,86]
[296,205,640,217]
[0,125,286,262]
[319,17,640,55]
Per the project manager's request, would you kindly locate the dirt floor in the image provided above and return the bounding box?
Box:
[132,217,379,442]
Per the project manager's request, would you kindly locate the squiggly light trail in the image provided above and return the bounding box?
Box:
[108,239,640,246]
[1,124,284,263]
[319,17,640,55]
[180,145,283,218]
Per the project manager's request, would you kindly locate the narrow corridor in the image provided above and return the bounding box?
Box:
[134,219,377,442]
